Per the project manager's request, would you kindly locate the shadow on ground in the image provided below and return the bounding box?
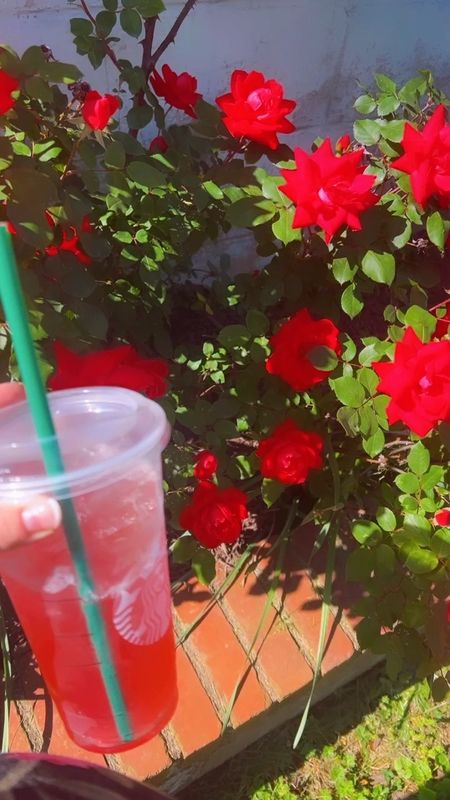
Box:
[177,664,449,800]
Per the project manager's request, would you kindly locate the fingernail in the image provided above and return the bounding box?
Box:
[22,499,62,534]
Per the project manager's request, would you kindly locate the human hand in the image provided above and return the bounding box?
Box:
[0,383,61,549]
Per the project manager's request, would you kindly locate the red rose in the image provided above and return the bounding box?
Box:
[194,450,218,480]
[0,70,19,115]
[179,481,248,549]
[149,135,168,154]
[49,342,169,399]
[336,133,351,153]
[434,508,450,527]
[373,327,450,436]
[431,299,450,338]
[280,139,379,242]
[216,69,296,151]
[266,307,341,392]
[150,65,201,119]
[256,420,323,485]
[82,91,120,130]
[45,213,92,267]
[391,105,450,208]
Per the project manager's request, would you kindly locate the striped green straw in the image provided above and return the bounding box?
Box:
[0,225,132,744]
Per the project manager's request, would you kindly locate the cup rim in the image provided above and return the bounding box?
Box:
[0,386,170,500]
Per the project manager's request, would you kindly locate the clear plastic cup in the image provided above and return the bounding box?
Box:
[0,387,178,753]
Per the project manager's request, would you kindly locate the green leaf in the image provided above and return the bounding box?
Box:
[96,9,116,35]
[404,305,436,341]
[362,428,385,457]
[0,139,13,171]
[42,60,82,84]
[271,207,300,244]
[225,196,276,227]
[353,119,380,146]
[7,167,57,211]
[361,250,395,286]
[332,376,365,408]
[379,120,405,143]
[24,75,53,103]
[202,180,224,200]
[79,232,112,259]
[332,256,357,285]
[376,506,396,532]
[346,547,373,581]
[358,405,378,436]
[407,442,430,476]
[74,301,108,339]
[394,472,420,494]
[352,520,382,546]
[375,73,397,92]
[398,76,427,104]
[336,406,359,437]
[103,0,118,9]
[104,140,126,169]
[392,218,412,249]
[120,7,142,37]
[172,532,198,563]
[218,324,250,350]
[70,17,94,37]
[341,283,363,318]
[357,367,378,394]
[135,0,165,13]
[60,260,96,298]
[261,479,285,508]
[127,160,164,189]
[426,210,445,250]
[354,94,376,114]
[421,465,444,492]
[375,543,396,575]
[245,309,269,336]
[403,512,432,539]
[377,94,400,116]
[431,676,450,703]
[405,547,438,574]
[307,345,338,372]
[356,617,380,649]
[191,548,216,585]
[431,528,450,557]
[126,103,153,129]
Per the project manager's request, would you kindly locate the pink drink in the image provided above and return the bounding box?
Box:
[0,388,178,752]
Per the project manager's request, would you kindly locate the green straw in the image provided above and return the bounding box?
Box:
[0,225,132,744]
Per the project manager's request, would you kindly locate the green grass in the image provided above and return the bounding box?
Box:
[178,667,450,800]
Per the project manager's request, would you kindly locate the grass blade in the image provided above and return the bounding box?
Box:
[0,599,11,752]
[292,524,336,748]
[176,543,259,647]
[221,500,299,731]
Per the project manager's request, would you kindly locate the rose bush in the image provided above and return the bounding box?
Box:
[0,1,449,696]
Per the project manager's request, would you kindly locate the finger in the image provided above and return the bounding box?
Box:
[0,497,62,550]
[0,383,25,409]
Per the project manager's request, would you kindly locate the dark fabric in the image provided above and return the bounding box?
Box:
[0,755,173,800]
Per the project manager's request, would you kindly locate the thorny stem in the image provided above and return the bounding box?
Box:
[79,0,121,72]
[130,15,158,138]
[62,137,81,180]
[130,1,198,137]
[147,0,198,74]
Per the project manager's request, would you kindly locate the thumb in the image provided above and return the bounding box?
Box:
[0,497,62,550]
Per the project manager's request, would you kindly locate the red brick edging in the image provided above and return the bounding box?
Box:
[8,526,380,792]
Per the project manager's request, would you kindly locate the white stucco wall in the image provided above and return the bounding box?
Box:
[4,0,450,144]
[3,0,450,267]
